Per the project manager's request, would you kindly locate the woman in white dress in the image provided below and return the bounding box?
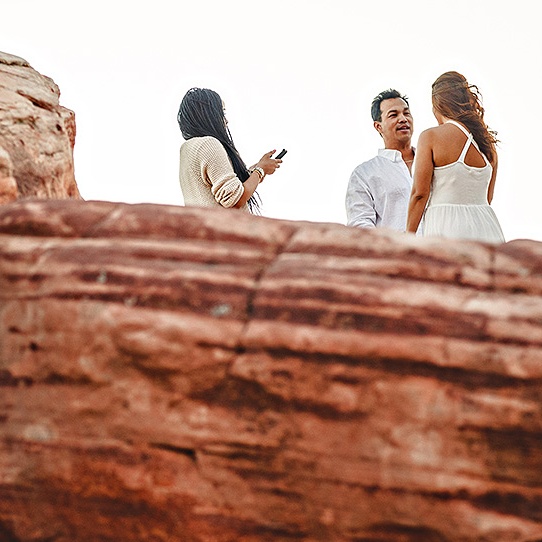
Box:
[406,71,505,243]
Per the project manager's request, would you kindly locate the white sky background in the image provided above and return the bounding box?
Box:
[3,0,541,241]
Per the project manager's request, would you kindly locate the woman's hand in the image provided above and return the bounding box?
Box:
[256,150,282,176]
[233,150,283,209]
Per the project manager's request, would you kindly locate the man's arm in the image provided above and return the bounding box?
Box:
[345,170,377,228]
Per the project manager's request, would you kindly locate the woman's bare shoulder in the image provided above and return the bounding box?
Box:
[418,125,440,143]
[428,122,464,143]
[427,123,456,134]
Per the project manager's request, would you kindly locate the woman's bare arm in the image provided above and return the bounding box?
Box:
[487,152,498,204]
[407,129,434,233]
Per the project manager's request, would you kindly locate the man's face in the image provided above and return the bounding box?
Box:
[374,97,413,148]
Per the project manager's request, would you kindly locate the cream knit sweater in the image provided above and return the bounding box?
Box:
[179,136,248,210]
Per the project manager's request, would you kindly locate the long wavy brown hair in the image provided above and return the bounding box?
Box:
[432,71,498,164]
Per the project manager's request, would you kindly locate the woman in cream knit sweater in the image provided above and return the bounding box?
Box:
[177,88,282,214]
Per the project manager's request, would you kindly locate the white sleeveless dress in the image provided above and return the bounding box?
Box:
[422,120,505,243]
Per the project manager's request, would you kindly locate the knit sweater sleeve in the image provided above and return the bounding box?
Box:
[197,137,244,208]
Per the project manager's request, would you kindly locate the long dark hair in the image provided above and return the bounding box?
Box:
[432,71,498,164]
[177,87,260,213]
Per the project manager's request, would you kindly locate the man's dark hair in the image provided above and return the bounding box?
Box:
[371,89,409,122]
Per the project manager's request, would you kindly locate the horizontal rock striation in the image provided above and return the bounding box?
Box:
[0,51,81,202]
[1,199,542,541]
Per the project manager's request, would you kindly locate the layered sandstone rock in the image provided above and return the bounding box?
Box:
[0,146,18,204]
[0,51,80,202]
[1,199,542,541]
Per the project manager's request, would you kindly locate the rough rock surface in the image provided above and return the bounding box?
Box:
[0,51,81,202]
[1,199,542,541]
[0,146,18,204]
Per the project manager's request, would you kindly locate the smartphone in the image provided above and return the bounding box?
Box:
[275,149,287,160]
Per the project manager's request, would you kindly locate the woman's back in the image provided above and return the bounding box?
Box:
[428,120,492,206]
[179,136,246,209]
[424,120,504,242]
[432,120,488,169]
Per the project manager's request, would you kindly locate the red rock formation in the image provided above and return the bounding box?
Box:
[0,51,81,202]
[0,146,18,203]
[1,199,542,541]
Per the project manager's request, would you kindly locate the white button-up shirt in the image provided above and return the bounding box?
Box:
[345,148,413,231]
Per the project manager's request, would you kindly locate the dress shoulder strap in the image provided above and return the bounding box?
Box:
[444,120,480,164]
[444,119,470,137]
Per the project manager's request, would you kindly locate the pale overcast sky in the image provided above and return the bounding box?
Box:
[3,0,541,241]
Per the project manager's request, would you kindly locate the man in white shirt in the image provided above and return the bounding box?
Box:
[346,89,415,230]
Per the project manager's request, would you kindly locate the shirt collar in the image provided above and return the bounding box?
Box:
[377,147,416,162]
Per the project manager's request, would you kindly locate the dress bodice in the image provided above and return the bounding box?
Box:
[428,120,492,206]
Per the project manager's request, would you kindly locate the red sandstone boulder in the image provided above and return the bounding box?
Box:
[0,51,80,201]
[1,199,542,541]
[0,146,18,203]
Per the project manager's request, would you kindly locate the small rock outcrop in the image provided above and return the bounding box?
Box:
[0,51,81,202]
[0,146,18,203]
[1,199,542,541]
